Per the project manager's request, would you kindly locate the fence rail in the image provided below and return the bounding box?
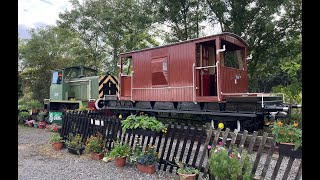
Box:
[61,111,302,180]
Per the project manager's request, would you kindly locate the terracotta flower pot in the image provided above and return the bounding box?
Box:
[136,163,156,174]
[115,157,126,167]
[39,124,45,129]
[52,142,63,151]
[178,173,197,180]
[53,125,59,132]
[90,152,104,160]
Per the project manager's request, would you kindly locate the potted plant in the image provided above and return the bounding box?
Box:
[109,141,130,167]
[175,158,199,180]
[121,114,167,136]
[208,145,253,180]
[65,133,85,155]
[26,99,42,114]
[33,122,39,128]
[271,121,302,158]
[135,144,159,174]
[49,133,64,151]
[85,133,105,160]
[18,111,30,124]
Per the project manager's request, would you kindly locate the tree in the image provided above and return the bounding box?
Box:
[19,26,85,101]
[58,0,159,75]
[205,0,302,92]
[153,0,206,43]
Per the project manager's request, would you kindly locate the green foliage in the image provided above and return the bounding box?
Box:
[26,99,43,110]
[121,115,166,133]
[153,0,206,42]
[208,146,253,180]
[85,133,105,154]
[18,112,30,124]
[109,141,130,158]
[49,133,64,143]
[128,137,145,163]
[176,158,199,175]
[206,0,302,93]
[37,110,47,121]
[290,110,302,128]
[19,26,85,101]
[65,133,84,149]
[272,80,302,104]
[271,121,302,150]
[58,0,158,75]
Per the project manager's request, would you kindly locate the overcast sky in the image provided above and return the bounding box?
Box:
[18,0,218,39]
[18,0,72,39]
[18,0,71,28]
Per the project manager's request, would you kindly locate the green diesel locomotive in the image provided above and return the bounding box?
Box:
[44,66,118,124]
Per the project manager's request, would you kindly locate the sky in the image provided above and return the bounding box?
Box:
[18,0,218,39]
[18,0,72,39]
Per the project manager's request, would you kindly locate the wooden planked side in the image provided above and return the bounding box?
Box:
[163,124,177,171]
[169,125,185,173]
[238,130,248,154]
[271,155,284,180]
[248,131,258,154]
[192,127,205,167]
[282,157,295,180]
[228,129,239,153]
[198,127,213,170]
[159,126,171,170]
[252,132,268,175]
[178,126,191,162]
[294,161,302,180]
[260,138,276,179]
[185,126,197,165]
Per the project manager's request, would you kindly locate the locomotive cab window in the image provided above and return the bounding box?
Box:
[220,40,244,70]
[64,67,81,80]
[52,71,62,84]
[151,57,169,86]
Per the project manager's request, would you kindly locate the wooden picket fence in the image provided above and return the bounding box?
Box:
[60,111,302,180]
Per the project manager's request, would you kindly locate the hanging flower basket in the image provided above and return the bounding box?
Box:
[278,143,302,159]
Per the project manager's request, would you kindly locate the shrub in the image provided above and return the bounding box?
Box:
[18,111,30,124]
[85,133,105,154]
[136,144,159,166]
[49,133,64,143]
[109,141,130,158]
[65,133,84,149]
[208,145,253,180]
[271,121,302,150]
[176,158,199,175]
[121,114,166,133]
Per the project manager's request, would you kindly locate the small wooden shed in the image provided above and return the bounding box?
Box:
[119,32,248,103]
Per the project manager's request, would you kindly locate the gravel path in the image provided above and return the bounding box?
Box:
[18,125,178,180]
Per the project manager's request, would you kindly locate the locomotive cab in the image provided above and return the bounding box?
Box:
[45,66,100,116]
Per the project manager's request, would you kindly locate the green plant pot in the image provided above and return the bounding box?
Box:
[67,146,85,155]
[278,143,302,158]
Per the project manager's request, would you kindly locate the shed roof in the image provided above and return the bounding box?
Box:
[120,32,248,56]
